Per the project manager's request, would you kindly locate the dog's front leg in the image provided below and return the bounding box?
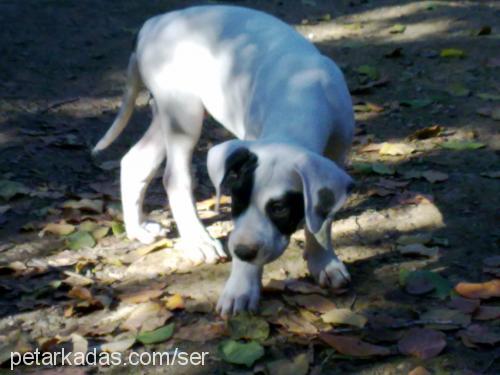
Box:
[304,219,350,290]
[217,257,262,316]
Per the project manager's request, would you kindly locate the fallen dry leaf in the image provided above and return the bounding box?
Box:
[284,294,336,314]
[455,279,500,299]
[266,353,309,375]
[448,296,480,314]
[165,294,185,310]
[121,302,172,333]
[101,333,136,353]
[474,305,500,321]
[119,289,163,304]
[398,243,439,257]
[379,142,415,156]
[320,334,391,357]
[39,222,75,237]
[321,309,367,328]
[420,308,471,330]
[62,199,104,213]
[174,319,227,342]
[409,125,443,140]
[421,170,449,183]
[68,286,92,301]
[457,324,500,347]
[286,279,328,295]
[260,299,285,316]
[135,238,173,257]
[398,328,446,359]
[408,366,431,375]
[269,313,318,335]
[197,195,231,210]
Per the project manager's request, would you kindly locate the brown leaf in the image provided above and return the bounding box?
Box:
[408,366,431,375]
[457,324,500,347]
[398,328,446,359]
[359,142,383,153]
[101,332,136,353]
[409,125,443,140]
[395,192,434,206]
[420,308,471,330]
[165,294,185,310]
[455,279,500,299]
[121,302,172,333]
[68,286,93,301]
[474,305,500,321]
[270,313,318,335]
[398,243,439,257]
[321,309,367,328]
[62,199,104,213]
[286,279,328,295]
[134,238,173,257]
[448,296,480,314]
[263,279,287,293]
[421,170,448,183]
[174,319,227,342]
[320,334,391,357]
[284,294,336,314]
[266,353,309,375]
[260,299,285,316]
[39,222,75,237]
[379,142,415,156]
[197,195,231,210]
[119,289,163,304]
[405,273,435,295]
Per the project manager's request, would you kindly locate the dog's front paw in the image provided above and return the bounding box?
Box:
[177,235,227,265]
[127,221,167,244]
[308,253,351,290]
[216,274,261,316]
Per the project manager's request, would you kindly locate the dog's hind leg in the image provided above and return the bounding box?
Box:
[157,93,227,264]
[121,100,167,244]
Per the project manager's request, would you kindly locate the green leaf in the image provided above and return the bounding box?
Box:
[0,180,29,201]
[440,140,485,150]
[111,221,125,236]
[477,93,500,101]
[355,65,380,80]
[218,340,264,367]
[446,83,470,97]
[92,226,110,240]
[372,163,395,175]
[389,24,406,34]
[66,231,96,250]
[440,48,465,58]
[229,312,270,341]
[351,162,394,175]
[137,323,175,345]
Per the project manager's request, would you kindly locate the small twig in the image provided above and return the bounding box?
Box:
[40,97,80,113]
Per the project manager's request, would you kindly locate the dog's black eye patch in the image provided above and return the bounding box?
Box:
[266,191,304,235]
[223,148,258,218]
[315,188,336,221]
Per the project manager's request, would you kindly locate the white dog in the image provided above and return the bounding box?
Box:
[93,5,354,315]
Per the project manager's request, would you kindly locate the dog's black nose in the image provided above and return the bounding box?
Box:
[234,244,259,261]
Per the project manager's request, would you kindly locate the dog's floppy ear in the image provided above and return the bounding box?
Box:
[207,139,249,211]
[294,152,353,234]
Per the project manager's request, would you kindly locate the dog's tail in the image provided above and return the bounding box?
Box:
[92,53,141,154]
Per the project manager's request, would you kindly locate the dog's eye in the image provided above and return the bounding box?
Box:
[269,201,289,217]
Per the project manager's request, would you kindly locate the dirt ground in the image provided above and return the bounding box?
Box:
[0,0,499,374]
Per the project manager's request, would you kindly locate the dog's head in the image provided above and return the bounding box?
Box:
[207,140,353,266]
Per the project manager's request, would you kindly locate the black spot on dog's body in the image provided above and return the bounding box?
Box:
[266,191,305,235]
[315,188,335,220]
[223,148,258,217]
